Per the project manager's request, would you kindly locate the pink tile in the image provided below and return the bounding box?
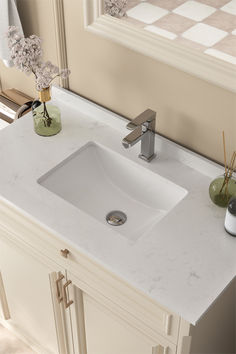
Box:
[196,0,231,7]
[125,1,140,11]
[148,0,187,11]
[175,36,206,51]
[121,16,146,28]
[153,13,196,34]
[204,10,236,31]
[212,34,236,56]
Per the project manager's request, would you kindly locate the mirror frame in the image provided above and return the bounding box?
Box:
[83,0,236,93]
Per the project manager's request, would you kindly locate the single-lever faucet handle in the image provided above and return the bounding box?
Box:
[123,109,156,162]
[126,109,156,130]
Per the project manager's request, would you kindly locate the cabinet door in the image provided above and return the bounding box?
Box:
[83,293,164,354]
[0,234,65,354]
[67,274,176,354]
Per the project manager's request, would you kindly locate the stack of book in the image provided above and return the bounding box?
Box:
[0,89,32,125]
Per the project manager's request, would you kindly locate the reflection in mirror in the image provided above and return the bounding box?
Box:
[104,0,128,17]
[104,0,236,66]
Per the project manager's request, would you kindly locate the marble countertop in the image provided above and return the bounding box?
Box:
[0,86,235,325]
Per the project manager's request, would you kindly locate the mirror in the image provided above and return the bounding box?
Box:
[83,0,236,92]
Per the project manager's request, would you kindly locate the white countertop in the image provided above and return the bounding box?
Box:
[0,86,235,325]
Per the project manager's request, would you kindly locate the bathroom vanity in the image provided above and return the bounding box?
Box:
[0,87,235,354]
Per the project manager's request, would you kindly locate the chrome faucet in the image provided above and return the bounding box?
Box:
[122,109,156,162]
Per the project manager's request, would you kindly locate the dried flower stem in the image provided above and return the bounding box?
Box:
[43,102,52,127]
[219,132,236,195]
[222,131,227,175]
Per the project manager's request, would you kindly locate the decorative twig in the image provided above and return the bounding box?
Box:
[229,151,236,178]
[219,132,235,195]
[43,102,52,127]
[222,131,227,175]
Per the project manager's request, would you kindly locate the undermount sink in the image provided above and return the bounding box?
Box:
[38,142,187,241]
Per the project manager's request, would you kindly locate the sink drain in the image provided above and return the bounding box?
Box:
[106,210,127,226]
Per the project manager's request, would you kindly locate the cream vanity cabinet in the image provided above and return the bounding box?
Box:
[0,202,189,354]
[0,223,74,354]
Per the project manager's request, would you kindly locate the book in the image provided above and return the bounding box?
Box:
[0,89,33,123]
[1,88,32,106]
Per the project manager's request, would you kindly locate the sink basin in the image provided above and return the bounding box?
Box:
[38,142,187,240]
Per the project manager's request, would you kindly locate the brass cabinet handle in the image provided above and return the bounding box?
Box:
[56,273,64,303]
[63,280,73,308]
[60,249,70,258]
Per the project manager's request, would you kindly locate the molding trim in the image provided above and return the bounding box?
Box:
[176,319,191,354]
[51,0,69,89]
[0,272,10,320]
[70,286,88,354]
[49,272,69,354]
[83,1,236,93]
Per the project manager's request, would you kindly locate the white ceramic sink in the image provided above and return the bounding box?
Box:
[38,142,187,240]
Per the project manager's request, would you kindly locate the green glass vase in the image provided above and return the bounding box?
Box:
[209,174,236,207]
[32,87,61,137]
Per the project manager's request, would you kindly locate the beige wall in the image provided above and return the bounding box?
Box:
[0,0,235,164]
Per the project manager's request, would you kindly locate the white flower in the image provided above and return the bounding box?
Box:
[7,26,71,91]
[104,0,127,17]
[60,68,71,79]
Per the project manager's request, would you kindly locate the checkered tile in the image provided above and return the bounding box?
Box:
[105,0,236,65]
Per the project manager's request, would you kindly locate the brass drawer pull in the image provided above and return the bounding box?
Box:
[56,273,64,303]
[60,249,69,258]
[63,280,73,308]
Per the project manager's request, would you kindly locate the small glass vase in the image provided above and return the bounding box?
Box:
[32,87,61,136]
[209,174,236,207]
